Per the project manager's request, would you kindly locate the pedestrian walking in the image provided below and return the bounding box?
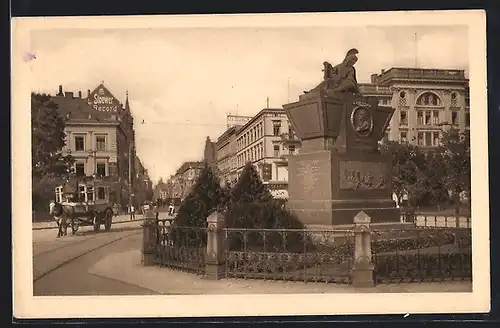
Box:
[130,205,135,220]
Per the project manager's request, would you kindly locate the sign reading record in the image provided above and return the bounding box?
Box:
[89,87,119,112]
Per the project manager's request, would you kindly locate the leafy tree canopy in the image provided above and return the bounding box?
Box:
[31,93,74,181]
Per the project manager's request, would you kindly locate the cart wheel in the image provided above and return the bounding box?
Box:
[71,218,79,235]
[93,213,101,232]
[104,210,113,231]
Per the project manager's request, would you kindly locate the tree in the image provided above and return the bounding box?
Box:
[174,163,228,228]
[31,93,74,216]
[229,162,272,204]
[31,93,74,181]
[439,128,471,214]
[381,141,429,206]
[225,162,305,251]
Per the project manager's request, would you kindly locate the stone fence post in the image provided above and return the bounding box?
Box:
[204,211,225,280]
[141,209,157,266]
[351,211,375,287]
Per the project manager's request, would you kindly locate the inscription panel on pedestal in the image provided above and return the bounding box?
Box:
[295,159,322,195]
[339,161,387,190]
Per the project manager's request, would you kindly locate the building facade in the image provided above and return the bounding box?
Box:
[134,157,153,206]
[359,67,470,146]
[163,161,205,203]
[52,83,144,210]
[225,108,301,197]
[216,125,240,185]
[203,136,218,169]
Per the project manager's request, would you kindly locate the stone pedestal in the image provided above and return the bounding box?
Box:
[204,211,225,280]
[351,211,375,287]
[141,210,157,266]
[284,91,400,226]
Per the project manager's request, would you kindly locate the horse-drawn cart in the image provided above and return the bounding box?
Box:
[54,179,115,234]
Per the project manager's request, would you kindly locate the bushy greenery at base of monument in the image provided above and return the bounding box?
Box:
[171,163,227,246]
[174,163,228,228]
[173,161,306,251]
[225,162,306,252]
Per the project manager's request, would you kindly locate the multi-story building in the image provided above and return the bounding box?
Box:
[134,157,153,206]
[165,161,205,202]
[233,108,301,197]
[203,136,218,170]
[216,125,240,185]
[153,179,168,201]
[359,67,470,146]
[51,83,141,210]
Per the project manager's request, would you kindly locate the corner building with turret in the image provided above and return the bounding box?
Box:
[50,83,147,211]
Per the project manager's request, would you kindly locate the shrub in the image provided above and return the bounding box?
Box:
[171,163,228,246]
[225,162,307,252]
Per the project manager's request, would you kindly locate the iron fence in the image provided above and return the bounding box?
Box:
[223,228,355,283]
[371,226,472,283]
[155,219,206,275]
[401,212,471,228]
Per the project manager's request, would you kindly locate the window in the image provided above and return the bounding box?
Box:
[417,132,424,146]
[425,132,432,146]
[273,122,281,136]
[74,135,85,151]
[97,187,106,200]
[425,111,431,125]
[400,131,408,143]
[96,163,106,177]
[432,111,440,125]
[417,92,440,106]
[400,111,408,125]
[273,145,280,157]
[417,111,424,125]
[96,135,106,151]
[87,186,94,202]
[452,111,458,125]
[399,91,407,106]
[75,163,85,177]
[288,145,296,155]
[450,93,458,107]
[78,186,86,202]
[433,132,440,146]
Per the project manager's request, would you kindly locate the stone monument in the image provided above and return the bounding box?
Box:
[283,49,400,226]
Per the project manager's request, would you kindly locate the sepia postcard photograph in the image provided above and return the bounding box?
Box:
[12,9,490,319]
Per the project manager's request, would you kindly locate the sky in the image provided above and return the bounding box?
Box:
[28,24,469,183]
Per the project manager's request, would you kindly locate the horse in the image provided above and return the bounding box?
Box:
[49,201,73,238]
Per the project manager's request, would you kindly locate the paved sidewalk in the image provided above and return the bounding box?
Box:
[32,214,144,230]
[88,249,473,295]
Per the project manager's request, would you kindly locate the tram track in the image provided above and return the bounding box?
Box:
[33,225,143,257]
[33,229,142,282]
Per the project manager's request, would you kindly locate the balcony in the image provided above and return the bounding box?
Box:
[280,132,301,144]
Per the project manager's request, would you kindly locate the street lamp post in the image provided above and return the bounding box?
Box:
[88,149,97,178]
[128,141,135,220]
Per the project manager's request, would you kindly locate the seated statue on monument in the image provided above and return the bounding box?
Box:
[304,48,360,95]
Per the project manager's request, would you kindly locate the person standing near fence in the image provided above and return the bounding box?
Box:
[130,205,135,220]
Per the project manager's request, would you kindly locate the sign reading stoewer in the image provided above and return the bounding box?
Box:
[88,86,119,112]
[350,101,374,137]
